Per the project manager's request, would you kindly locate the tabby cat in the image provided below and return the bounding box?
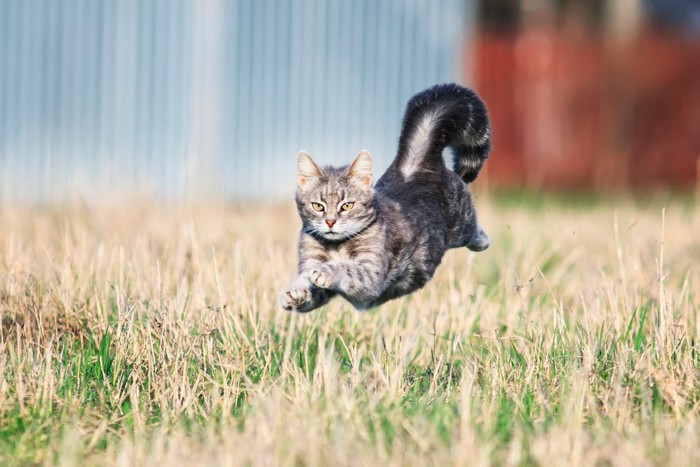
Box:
[281,83,491,312]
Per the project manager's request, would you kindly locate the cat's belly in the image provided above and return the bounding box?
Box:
[366,275,430,309]
[367,249,443,308]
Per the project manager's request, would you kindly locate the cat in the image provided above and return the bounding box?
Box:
[280,83,491,313]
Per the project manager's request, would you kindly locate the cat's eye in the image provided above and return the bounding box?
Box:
[340,202,354,212]
[311,202,325,212]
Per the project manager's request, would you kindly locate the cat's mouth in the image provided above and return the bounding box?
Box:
[321,230,344,240]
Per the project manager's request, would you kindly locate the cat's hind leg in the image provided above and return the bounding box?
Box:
[466,224,491,252]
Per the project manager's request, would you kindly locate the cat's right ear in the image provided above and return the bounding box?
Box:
[297,151,323,188]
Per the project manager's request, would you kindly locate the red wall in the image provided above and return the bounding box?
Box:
[471,28,700,189]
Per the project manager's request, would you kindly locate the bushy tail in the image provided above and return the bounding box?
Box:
[393,83,491,183]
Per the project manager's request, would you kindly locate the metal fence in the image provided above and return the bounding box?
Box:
[0,0,474,201]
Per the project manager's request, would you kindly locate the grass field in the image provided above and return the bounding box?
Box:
[1,193,699,466]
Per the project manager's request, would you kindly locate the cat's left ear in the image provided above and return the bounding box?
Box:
[347,150,372,188]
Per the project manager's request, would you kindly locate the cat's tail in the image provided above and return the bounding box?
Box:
[393,83,491,184]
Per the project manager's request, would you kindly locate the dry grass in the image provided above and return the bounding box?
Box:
[0,193,699,466]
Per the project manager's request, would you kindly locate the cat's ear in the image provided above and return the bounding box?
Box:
[347,150,372,188]
[297,151,323,187]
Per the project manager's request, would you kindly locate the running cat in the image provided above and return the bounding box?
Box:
[281,83,491,312]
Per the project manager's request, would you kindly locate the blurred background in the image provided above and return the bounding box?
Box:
[0,0,698,202]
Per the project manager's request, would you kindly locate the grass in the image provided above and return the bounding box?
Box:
[0,194,699,466]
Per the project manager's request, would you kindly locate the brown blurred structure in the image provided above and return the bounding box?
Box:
[471,0,700,190]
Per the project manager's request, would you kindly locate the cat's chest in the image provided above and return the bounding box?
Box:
[326,247,352,262]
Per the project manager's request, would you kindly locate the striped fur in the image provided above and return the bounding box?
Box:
[281,84,492,312]
[395,83,490,183]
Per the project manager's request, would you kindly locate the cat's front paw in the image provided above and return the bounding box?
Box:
[310,265,337,289]
[280,286,312,311]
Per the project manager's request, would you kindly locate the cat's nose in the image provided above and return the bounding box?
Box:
[325,219,336,228]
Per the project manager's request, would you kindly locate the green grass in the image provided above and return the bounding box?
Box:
[0,195,698,465]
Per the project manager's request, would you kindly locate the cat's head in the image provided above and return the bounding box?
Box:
[295,150,377,241]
